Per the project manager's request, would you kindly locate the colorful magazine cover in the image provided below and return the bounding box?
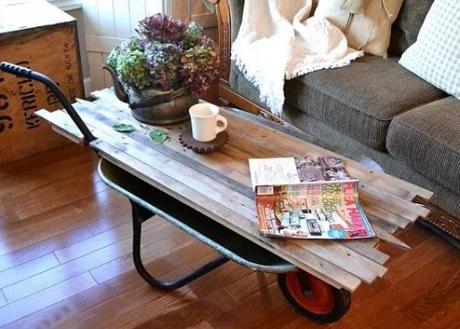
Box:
[249,156,375,240]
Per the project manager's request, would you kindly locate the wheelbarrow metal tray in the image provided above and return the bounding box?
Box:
[98,159,295,273]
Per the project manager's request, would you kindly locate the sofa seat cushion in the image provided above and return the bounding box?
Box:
[387,97,460,194]
[284,55,445,150]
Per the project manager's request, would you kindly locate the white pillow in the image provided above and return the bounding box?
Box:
[399,0,460,99]
[314,0,405,58]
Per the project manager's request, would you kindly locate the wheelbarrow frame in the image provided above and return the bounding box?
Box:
[0,62,351,323]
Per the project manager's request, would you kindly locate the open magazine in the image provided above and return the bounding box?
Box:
[249,156,375,240]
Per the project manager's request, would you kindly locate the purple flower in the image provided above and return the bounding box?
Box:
[109,14,219,94]
[137,13,186,44]
[144,42,181,90]
[179,36,219,95]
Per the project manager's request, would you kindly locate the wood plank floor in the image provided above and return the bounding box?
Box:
[0,144,459,329]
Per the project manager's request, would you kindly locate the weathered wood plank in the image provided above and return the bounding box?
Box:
[36,109,85,144]
[359,183,430,221]
[342,240,390,265]
[372,225,411,250]
[362,201,411,229]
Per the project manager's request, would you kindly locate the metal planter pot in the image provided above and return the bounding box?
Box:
[104,65,197,125]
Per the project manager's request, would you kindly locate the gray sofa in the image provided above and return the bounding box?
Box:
[217,0,460,222]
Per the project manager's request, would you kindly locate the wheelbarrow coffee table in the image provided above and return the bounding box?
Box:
[1,63,432,323]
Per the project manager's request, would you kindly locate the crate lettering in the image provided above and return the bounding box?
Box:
[46,85,60,106]
[63,43,76,100]
[0,94,9,111]
[16,61,40,129]
[0,116,13,133]
[0,75,13,133]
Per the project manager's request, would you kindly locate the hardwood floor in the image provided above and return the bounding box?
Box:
[0,144,459,329]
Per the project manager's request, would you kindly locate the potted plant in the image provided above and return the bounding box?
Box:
[104,13,219,125]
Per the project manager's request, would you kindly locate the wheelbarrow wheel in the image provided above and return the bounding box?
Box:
[277,271,351,323]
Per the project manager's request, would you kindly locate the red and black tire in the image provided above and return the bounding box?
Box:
[277,271,351,323]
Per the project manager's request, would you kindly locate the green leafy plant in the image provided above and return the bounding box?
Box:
[116,50,152,90]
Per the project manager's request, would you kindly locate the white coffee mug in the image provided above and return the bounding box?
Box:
[189,103,228,142]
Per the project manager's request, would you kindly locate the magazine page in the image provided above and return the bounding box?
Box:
[255,181,375,239]
[249,156,352,189]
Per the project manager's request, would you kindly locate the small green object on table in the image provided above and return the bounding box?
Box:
[113,123,136,133]
[149,129,169,143]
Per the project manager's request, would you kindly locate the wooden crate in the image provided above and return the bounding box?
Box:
[0,0,84,164]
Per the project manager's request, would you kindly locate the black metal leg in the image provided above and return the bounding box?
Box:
[130,200,229,290]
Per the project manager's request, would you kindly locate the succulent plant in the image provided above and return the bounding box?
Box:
[106,14,219,96]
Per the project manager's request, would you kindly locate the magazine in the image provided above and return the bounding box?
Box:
[249,156,375,240]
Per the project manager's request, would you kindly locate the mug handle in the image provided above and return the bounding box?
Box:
[215,115,228,135]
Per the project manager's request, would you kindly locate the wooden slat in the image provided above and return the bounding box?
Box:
[36,109,85,144]
[363,201,411,229]
[372,225,411,250]
[359,183,430,221]
[368,217,399,234]
[342,240,390,265]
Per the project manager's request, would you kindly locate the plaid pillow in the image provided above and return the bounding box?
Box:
[399,0,460,99]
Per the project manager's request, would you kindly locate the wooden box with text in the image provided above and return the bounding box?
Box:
[0,0,84,163]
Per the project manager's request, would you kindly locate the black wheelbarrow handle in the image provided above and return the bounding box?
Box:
[0,61,96,143]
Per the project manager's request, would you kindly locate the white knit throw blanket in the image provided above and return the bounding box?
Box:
[231,0,364,115]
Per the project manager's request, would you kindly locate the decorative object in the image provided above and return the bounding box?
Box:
[112,123,135,132]
[149,128,169,143]
[314,0,405,57]
[0,1,83,163]
[231,0,363,115]
[179,128,229,154]
[105,13,219,125]
[399,0,460,99]
[188,103,227,142]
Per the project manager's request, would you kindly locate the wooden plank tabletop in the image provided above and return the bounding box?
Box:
[36,88,433,292]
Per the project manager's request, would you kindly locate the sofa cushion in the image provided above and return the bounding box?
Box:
[388,0,434,56]
[399,0,460,99]
[387,97,460,194]
[315,0,405,58]
[284,55,445,150]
